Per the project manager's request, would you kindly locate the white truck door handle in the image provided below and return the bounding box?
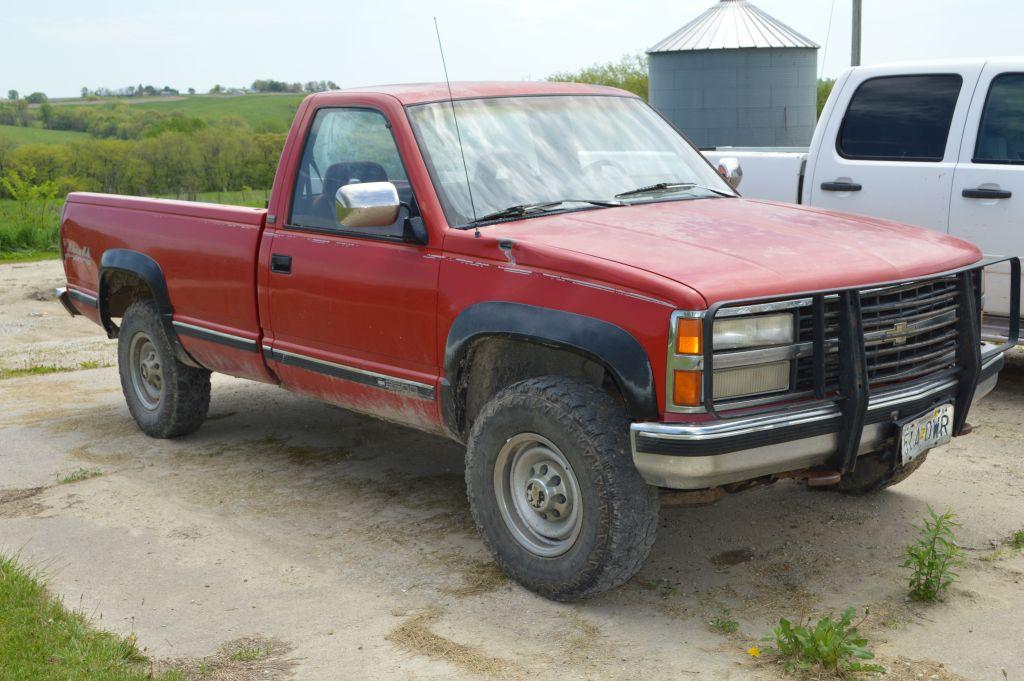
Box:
[821,181,862,192]
[963,187,1012,199]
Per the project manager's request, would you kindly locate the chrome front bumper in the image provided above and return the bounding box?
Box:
[630,352,1004,490]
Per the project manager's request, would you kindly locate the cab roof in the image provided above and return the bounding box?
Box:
[310,81,636,106]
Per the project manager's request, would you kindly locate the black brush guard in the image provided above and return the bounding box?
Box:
[700,256,1020,474]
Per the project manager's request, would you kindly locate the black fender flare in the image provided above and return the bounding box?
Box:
[441,302,658,438]
[98,249,200,367]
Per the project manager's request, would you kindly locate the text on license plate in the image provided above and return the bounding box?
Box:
[900,403,954,464]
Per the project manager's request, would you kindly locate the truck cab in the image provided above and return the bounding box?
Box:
[704,57,1024,330]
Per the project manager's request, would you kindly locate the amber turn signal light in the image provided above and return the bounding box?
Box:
[675,318,701,354]
[673,370,702,407]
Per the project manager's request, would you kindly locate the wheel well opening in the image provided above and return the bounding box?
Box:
[455,336,625,437]
[101,270,155,336]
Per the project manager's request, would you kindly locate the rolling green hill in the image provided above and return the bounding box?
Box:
[0,125,90,146]
[55,93,306,133]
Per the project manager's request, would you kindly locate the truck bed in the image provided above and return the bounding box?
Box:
[61,192,271,379]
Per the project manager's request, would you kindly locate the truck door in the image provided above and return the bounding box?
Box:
[949,62,1024,322]
[807,65,982,233]
[260,106,442,431]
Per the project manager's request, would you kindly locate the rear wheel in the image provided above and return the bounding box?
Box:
[465,376,659,601]
[835,449,929,495]
[118,300,211,438]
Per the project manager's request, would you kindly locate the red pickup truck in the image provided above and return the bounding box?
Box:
[57,81,1019,601]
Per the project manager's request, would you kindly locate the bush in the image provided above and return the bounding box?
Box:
[903,507,965,602]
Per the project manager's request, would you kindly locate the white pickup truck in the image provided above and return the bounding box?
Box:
[703,58,1024,332]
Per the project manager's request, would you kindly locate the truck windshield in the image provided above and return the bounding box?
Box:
[407,95,734,227]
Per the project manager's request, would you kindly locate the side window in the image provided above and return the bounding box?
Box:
[837,75,963,162]
[974,73,1024,165]
[289,108,412,236]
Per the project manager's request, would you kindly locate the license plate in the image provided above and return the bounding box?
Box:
[899,403,954,464]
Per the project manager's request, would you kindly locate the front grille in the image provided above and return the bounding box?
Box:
[795,275,973,393]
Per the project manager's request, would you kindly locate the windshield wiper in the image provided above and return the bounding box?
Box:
[615,182,734,199]
[466,198,624,227]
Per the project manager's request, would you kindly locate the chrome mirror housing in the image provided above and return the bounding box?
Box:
[335,182,400,228]
[716,157,743,190]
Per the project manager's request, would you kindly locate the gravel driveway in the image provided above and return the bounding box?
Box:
[2,260,1023,680]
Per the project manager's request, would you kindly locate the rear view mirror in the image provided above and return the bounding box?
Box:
[716,157,743,190]
[335,182,400,228]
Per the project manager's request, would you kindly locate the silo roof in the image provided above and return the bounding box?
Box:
[648,0,819,52]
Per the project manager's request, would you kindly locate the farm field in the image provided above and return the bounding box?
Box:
[0,124,90,146]
[46,93,305,132]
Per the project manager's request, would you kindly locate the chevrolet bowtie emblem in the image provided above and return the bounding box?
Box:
[885,321,909,345]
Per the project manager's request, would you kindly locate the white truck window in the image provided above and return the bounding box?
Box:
[837,75,962,162]
[974,73,1024,165]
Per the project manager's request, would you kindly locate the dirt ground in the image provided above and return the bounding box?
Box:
[2,259,1024,680]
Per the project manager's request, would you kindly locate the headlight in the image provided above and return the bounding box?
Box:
[712,313,794,350]
[668,311,797,409]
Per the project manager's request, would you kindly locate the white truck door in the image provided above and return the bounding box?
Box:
[949,61,1024,320]
[807,64,983,232]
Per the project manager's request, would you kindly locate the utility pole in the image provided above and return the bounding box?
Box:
[851,0,862,66]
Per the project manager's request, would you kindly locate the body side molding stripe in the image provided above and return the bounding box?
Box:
[263,346,435,400]
[67,288,99,308]
[172,321,259,352]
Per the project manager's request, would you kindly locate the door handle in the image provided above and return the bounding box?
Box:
[962,187,1012,199]
[821,181,862,192]
[270,254,292,274]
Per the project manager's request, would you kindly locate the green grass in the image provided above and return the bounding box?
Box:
[58,94,304,133]
[0,249,59,263]
[57,468,104,485]
[709,608,739,634]
[0,124,90,146]
[0,366,66,380]
[0,362,112,380]
[229,645,267,662]
[0,552,182,681]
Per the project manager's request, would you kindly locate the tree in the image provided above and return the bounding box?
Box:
[817,79,836,118]
[6,90,17,101]
[187,88,196,95]
[210,84,223,94]
[80,87,90,98]
[25,92,47,104]
[548,53,649,100]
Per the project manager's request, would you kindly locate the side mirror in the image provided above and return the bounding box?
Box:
[335,182,400,228]
[716,157,743,190]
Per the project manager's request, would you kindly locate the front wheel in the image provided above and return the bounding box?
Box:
[465,377,659,601]
[118,300,211,438]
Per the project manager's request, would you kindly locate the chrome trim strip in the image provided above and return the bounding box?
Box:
[172,321,258,352]
[265,346,435,400]
[63,287,99,308]
[673,298,813,319]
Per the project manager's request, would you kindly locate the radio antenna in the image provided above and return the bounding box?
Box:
[434,17,479,235]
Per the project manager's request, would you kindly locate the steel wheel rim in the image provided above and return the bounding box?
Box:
[493,433,583,557]
[129,332,163,410]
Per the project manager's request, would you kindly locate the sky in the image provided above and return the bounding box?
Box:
[2,0,1023,98]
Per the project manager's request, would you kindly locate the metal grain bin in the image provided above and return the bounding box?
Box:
[648,0,819,148]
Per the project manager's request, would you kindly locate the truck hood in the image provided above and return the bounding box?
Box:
[491,198,982,304]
